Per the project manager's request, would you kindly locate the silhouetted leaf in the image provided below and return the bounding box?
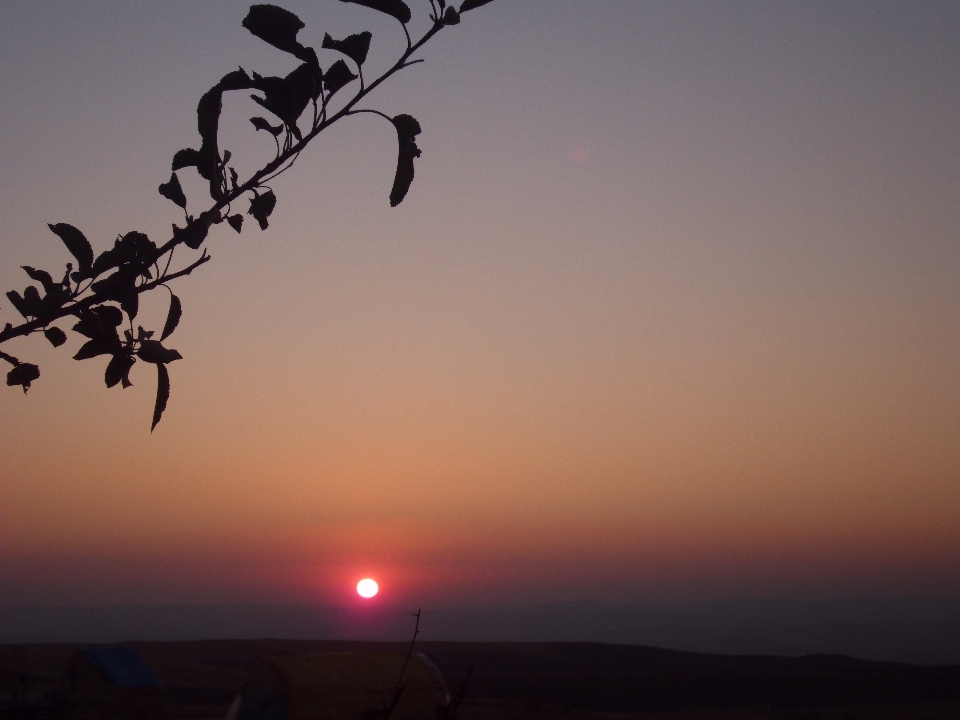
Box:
[323,60,357,97]
[173,220,209,250]
[74,338,121,360]
[160,294,182,341]
[87,231,157,282]
[6,363,40,393]
[90,267,137,295]
[172,148,202,171]
[151,363,170,431]
[460,0,495,12]
[340,0,411,24]
[242,5,314,62]
[96,305,125,328]
[285,61,324,104]
[196,90,224,182]
[390,114,422,207]
[137,340,183,365]
[72,307,121,344]
[159,172,187,208]
[251,63,321,134]
[22,286,42,316]
[228,215,244,233]
[105,353,136,389]
[322,32,373,66]
[251,116,284,136]
[5,291,29,318]
[218,68,253,91]
[195,69,254,200]
[442,7,460,24]
[89,250,120,279]
[43,327,67,348]
[116,288,139,321]
[249,191,277,230]
[48,223,93,272]
[21,267,57,294]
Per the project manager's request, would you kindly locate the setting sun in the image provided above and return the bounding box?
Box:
[356,579,379,598]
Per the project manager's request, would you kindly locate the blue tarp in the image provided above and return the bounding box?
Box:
[81,648,163,689]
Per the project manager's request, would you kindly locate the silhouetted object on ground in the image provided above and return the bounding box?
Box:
[66,647,166,719]
[2,640,960,718]
[0,667,61,719]
[0,0,497,429]
[224,652,449,720]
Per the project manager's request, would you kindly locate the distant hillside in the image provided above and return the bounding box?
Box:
[2,639,959,716]
[4,599,959,665]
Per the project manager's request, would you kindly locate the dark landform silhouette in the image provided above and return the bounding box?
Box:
[4,599,958,665]
[3,639,959,719]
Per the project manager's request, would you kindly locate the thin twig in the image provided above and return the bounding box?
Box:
[0,17,448,349]
[382,609,421,720]
[443,666,473,720]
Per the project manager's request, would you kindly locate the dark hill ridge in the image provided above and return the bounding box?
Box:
[2,640,959,715]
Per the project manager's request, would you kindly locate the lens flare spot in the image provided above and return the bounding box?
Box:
[356,578,379,598]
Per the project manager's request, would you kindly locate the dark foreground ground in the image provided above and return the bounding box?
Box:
[2,640,959,720]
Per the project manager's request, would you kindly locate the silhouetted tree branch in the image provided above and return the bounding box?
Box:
[1,0,496,429]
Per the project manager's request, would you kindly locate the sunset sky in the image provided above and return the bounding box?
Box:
[1,0,959,631]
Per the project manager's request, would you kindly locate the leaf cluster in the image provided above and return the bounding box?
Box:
[1,0,497,429]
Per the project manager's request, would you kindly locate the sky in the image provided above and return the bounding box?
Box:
[1,0,959,637]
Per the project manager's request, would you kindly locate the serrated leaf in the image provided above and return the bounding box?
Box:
[390,114,422,207]
[285,61,324,105]
[159,172,187,208]
[48,223,93,271]
[442,6,460,24]
[218,68,253,92]
[22,286,42,316]
[460,0,495,11]
[340,0,411,24]
[117,288,139,321]
[72,306,123,343]
[74,338,121,360]
[21,266,57,294]
[242,5,314,62]
[323,60,357,97]
[248,191,278,230]
[194,69,254,201]
[172,221,208,250]
[322,32,373,66]
[161,294,182,341]
[251,63,321,132]
[228,215,244,233]
[90,267,137,296]
[43,327,67,348]
[5,291,29,318]
[105,353,136,389]
[6,363,40,393]
[151,363,170,431]
[172,148,202,171]
[137,340,183,365]
[251,116,284,136]
[95,305,125,328]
